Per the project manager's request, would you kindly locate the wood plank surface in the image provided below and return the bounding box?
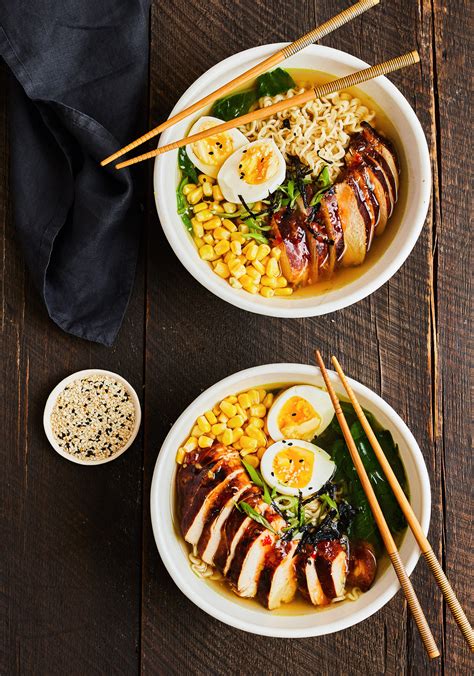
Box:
[1,0,472,674]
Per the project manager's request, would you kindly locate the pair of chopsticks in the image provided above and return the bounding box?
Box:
[315,351,474,660]
[102,0,380,168]
[101,1,422,171]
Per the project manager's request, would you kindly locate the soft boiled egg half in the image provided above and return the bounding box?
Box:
[217,139,286,204]
[267,385,334,442]
[185,116,247,178]
[260,440,335,498]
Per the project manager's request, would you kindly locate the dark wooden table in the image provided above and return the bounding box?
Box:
[2,1,472,674]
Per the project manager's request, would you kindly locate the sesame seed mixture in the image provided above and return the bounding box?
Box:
[50,375,136,461]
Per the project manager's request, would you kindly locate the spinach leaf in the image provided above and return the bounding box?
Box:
[211,89,257,121]
[257,68,296,97]
[317,408,408,553]
[178,146,199,184]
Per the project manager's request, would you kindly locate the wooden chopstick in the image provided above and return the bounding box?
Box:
[101,0,380,167]
[314,350,440,660]
[115,50,419,170]
[331,355,474,652]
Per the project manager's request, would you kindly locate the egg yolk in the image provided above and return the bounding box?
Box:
[277,396,321,440]
[272,447,314,489]
[239,143,279,185]
[191,121,235,167]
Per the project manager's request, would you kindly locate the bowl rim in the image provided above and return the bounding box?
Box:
[43,368,142,466]
[154,43,431,318]
[150,363,431,637]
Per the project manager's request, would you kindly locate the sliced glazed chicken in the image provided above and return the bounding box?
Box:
[227,507,286,598]
[177,443,244,545]
[258,539,298,610]
[296,545,330,606]
[197,470,251,565]
[314,540,349,599]
[271,208,310,285]
[347,541,377,591]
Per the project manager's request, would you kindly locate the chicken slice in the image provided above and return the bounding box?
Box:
[257,539,298,610]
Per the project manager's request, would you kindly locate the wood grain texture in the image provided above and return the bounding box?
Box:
[1,0,472,674]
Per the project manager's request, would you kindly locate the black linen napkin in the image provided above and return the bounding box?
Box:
[0,0,150,346]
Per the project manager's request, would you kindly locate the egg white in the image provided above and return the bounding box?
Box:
[185,116,247,178]
[217,139,286,204]
[267,385,334,442]
[260,439,335,498]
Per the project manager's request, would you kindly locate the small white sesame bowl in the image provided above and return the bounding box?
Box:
[43,369,141,466]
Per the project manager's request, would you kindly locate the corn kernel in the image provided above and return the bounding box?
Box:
[245,424,262,440]
[193,202,208,214]
[191,425,202,437]
[252,259,265,275]
[195,209,213,222]
[221,428,233,445]
[228,395,239,404]
[214,240,229,257]
[258,388,266,400]
[223,201,237,213]
[211,423,226,436]
[236,393,251,410]
[240,447,256,457]
[203,234,215,245]
[242,280,259,294]
[198,435,213,448]
[275,287,293,296]
[212,184,224,201]
[240,435,258,450]
[229,276,242,289]
[235,404,248,421]
[260,286,274,298]
[212,404,221,415]
[220,400,237,418]
[183,436,198,453]
[256,244,271,260]
[252,201,263,212]
[222,218,237,233]
[199,244,215,261]
[230,232,245,244]
[247,389,260,405]
[227,414,244,429]
[233,441,242,451]
[276,276,288,288]
[214,226,231,241]
[203,216,221,230]
[263,393,274,408]
[198,174,214,185]
[261,275,277,288]
[240,223,249,234]
[266,257,280,278]
[197,416,211,433]
[214,261,230,279]
[176,447,186,464]
[257,447,267,460]
[191,219,204,239]
[212,202,224,213]
[194,237,204,249]
[229,260,246,279]
[243,454,259,468]
[182,183,197,196]
[250,403,266,418]
[271,247,282,260]
[188,187,203,204]
[244,243,259,261]
[202,181,213,197]
[230,240,242,256]
[249,416,264,428]
[246,266,261,283]
[231,428,244,443]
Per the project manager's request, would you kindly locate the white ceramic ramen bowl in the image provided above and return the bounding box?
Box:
[150,363,431,638]
[154,44,431,317]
